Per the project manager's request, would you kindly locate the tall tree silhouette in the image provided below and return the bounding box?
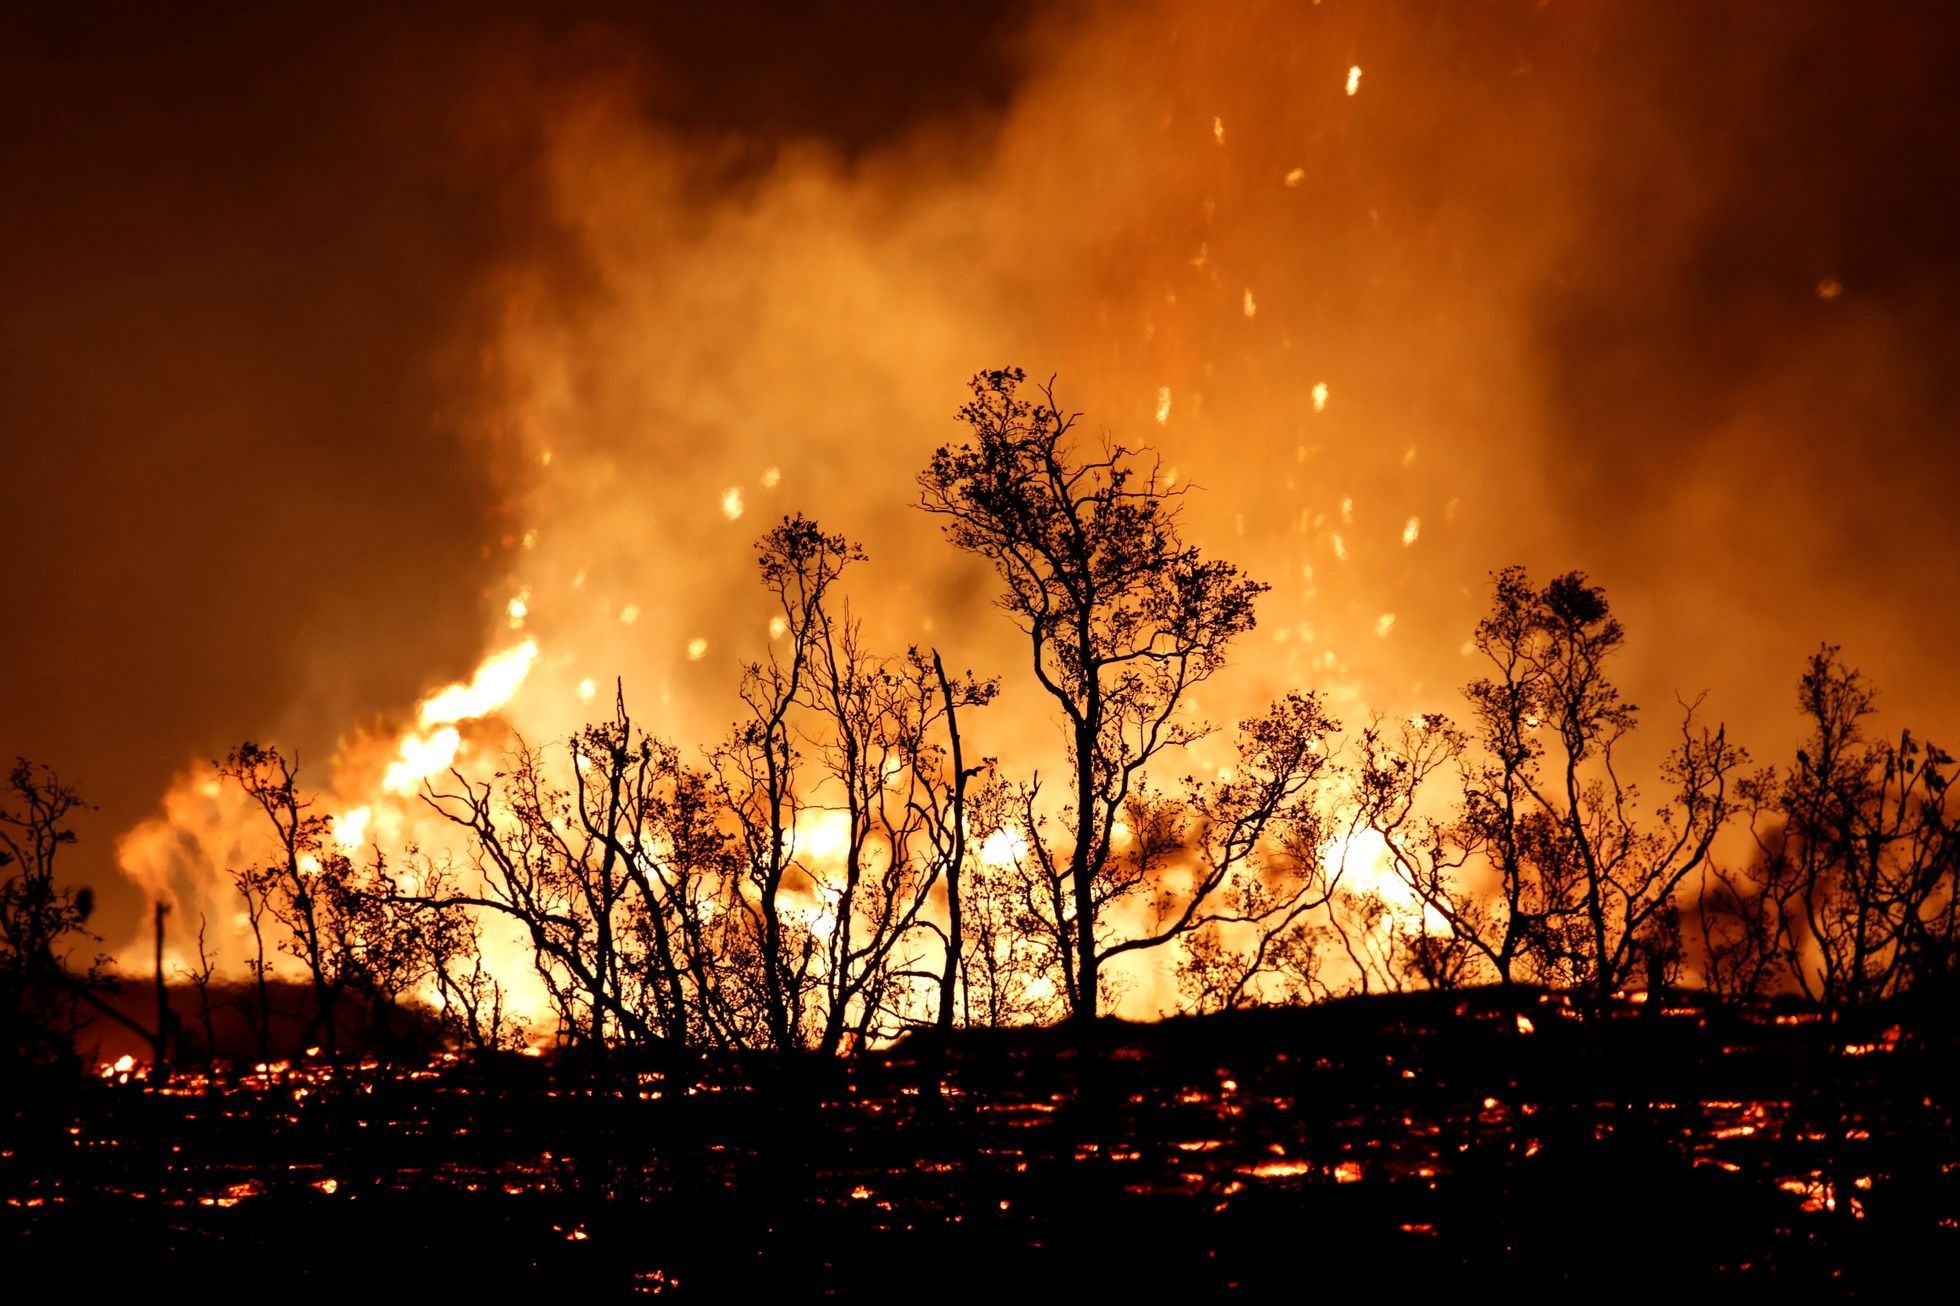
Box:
[920,368,1269,1027]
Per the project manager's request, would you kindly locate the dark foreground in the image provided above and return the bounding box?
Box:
[6,989,1957,1300]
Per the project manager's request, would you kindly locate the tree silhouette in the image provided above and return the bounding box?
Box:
[2,760,104,1066]
[921,368,1281,1028]
[1721,647,1956,1009]
[1290,569,1746,999]
[1,760,160,1068]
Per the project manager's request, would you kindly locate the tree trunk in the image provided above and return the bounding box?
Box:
[934,650,967,1032]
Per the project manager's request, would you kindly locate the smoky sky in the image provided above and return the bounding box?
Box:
[4,0,1959,942]
[0,1,1031,924]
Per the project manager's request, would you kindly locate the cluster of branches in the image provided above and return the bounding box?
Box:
[6,368,1955,1072]
[1699,648,1957,1011]
[402,515,997,1057]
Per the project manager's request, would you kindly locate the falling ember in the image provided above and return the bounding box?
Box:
[721,487,745,520]
[761,465,782,489]
[1242,288,1257,318]
[1374,613,1395,637]
[768,615,788,639]
[506,592,529,629]
[1816,277,1844,301]
[619,604,640,625]
[1155,385,1172,424]
[686,637,709,660]
[1401,517,1420,546]
[1311,381,1329,411]
[576,677,597,701]
[1346,65,1362,96]
[1212,114,1225,144]
[1284,166,1306,186]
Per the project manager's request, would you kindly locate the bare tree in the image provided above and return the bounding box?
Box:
[220,744,358,1054]
[711,516,860,1050]
[421,709,702,1054]
[173,913,220,1065]
[920,368,1268,1030]
[1373,570,1742,999]
[1733,647,1956,1010]
[1,760,123,1065]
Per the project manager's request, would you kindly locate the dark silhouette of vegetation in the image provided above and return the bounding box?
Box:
[919,368,1286,1030]
[6,365,1960,1299]
[6,369,1957,1071]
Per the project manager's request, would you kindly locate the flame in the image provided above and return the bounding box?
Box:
[419,639,539,728]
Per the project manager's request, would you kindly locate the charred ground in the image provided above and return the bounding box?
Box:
[7,985,1955,1300]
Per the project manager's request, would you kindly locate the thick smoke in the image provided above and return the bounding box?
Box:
[4,1,1956,978]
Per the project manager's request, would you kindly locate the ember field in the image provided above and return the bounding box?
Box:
[7,990,1955,1299]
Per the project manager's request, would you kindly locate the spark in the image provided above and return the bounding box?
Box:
[768,615,788,640]
[506,591,529,629]
[1816,278,1843,301]
[721,487,745,520]
[1212,115,1226,145]
[761,466,782,489]
[1346,65,1362,96]
[1402,517,1421,546]
[686,637,708,661]
[1312,381,1329,411]
[1156,386,1172,424]
[577,678,597,702]
[1375,613,1396,637]
[620,604,640,626]
[1332,533,1348,561]
[1284,167,1306,187]
[1242,288,1257,318]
